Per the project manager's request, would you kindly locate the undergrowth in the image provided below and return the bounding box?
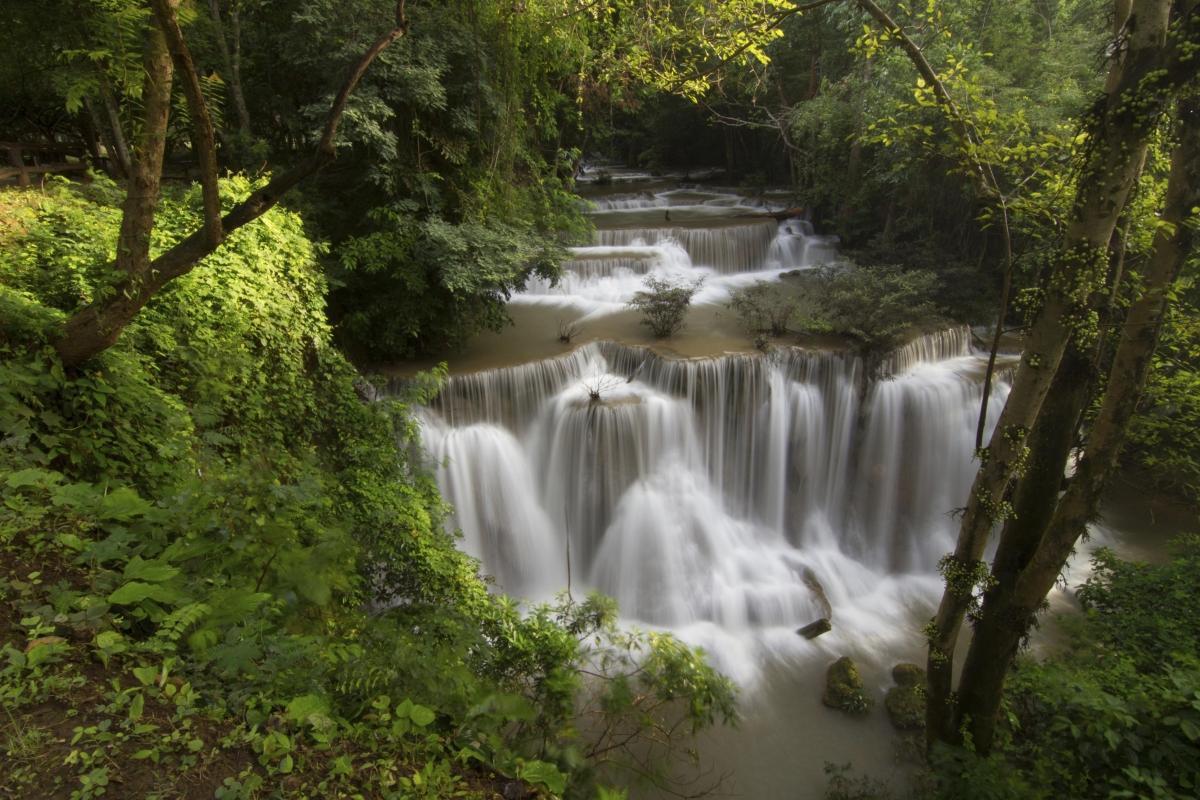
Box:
[0,177,735,799]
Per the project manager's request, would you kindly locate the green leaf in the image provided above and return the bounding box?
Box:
[99,487,152,520]
[286,693,330,725]
[123,556,179,583]
[517,760,566,795]
[409,704,435,727]
[56,533,85,552]
[5,468,56,489]
[108,581,183,606]
[132,665,158,686]
[129,692,144,721]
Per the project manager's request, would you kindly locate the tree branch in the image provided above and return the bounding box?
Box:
[54,1,410,368]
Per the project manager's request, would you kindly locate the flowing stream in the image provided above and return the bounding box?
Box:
[402,179,1041,796]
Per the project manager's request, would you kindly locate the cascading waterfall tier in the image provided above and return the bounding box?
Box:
[411,327,1010,670]
[518,188,839,308]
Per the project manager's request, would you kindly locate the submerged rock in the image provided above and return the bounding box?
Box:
[797,618,832,639]
[822,656,871,715]
[885,663,926,731]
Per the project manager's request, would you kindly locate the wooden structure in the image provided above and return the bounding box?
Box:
[1,141,90,186]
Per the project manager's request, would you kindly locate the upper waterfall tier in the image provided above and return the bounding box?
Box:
[593,222,779,273]
[516,187,838,307]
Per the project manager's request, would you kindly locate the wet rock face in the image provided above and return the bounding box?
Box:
[822,656,871,715]
[885,663,926,731]
[797,618,832,639]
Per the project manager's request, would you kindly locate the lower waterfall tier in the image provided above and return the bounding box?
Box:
[412,329,1012,670]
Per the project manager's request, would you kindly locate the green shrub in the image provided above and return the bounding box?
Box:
[809,263,942,358]
[628,276,704,338]
[728,280,800,337]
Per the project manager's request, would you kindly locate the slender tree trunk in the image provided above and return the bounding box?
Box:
[114,17,175,287]
[152,0,223,246]
[923,0,1193,746]
[83,98,123,178]
[77,107,102,164]
[951,89,1200,754]
[54,22,174,366]
[208,0,252,134]
[97,75,133,179]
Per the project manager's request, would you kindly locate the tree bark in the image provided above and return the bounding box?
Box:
[151,0,223,246]
[208,0,252,134]
[97,75,133,179]
[950,88,1200,755]
[54,1,409,369]
[952,348,1092,752]
[923,0,1194,746]
[114,14,175,289]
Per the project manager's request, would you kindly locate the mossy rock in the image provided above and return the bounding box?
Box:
[892,662,924,688]
[822,656,871,715]
[885,685,925,731]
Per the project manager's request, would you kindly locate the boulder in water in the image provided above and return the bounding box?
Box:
[885,663,926,731]
[797,618,832,639]
[892,662,924,687]
[802,568,833,619]
[822,656,871,715]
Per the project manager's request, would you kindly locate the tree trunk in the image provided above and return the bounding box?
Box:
[77,105,104,169]
[97,75,134,179]
[923,0,1192,746]
[152,0,223,245]
[952,348,1092,752]
[950,88,1200,755]
[54,2,410,369]
[208,0,252,134]
[55,22,173,366]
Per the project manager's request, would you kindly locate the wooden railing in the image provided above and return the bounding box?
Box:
[1,141,90,186]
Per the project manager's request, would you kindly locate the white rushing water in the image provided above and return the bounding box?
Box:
[519,187,838,316]
[415,329,1011,686]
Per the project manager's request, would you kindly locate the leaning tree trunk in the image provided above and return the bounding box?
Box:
[951,87,1200,754]
[923,0,1198,746]
[950,348,1093,753]
[949,152,1153,753]
[53,1,409,369]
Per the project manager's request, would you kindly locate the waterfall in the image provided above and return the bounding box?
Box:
[411,330,1011,661]
[594,223,778,273]
[517,189,837,310]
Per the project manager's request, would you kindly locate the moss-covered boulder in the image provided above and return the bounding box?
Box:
[822,656,871,715]
[892,662,924,687]
[885,663,926,731]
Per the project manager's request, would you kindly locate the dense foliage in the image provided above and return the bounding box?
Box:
[0,180,735,798]
[1126,267,1200,501]
[807,264,942,360]
[822,539,1200,800]
[952,539,1200,800]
